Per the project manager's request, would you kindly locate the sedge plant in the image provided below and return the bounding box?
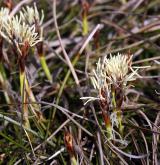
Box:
[1,15,41,128]
[81,52,140,140]
[0,7,11,105]
[20,3,52,83]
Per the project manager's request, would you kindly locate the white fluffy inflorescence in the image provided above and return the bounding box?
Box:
[104,53,138,85]
[20,3,44,26]
[3,15,41,49]
[0,3,43,53]
[20,3,44,39]
[0,8,10,32]
[81,53,139,104]
[91,53,138,91]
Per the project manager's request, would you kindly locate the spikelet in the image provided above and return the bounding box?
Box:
[20,3,44,38]
[2,15,41,55]
[20,3,44,26]
[0,7,10,33]
[81,53,139,102]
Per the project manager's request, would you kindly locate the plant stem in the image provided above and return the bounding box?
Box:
[40,55,52,83]
[112,91,123,135]
[52,53,80,120]
[25,79,41,112]
[82,11,88,35]
[102,110,112,139]
[0,62,11,104]
[117,109,124,135]
[71,156,77,165]
[20,68,30,128]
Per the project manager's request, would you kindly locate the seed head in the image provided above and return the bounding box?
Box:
[20,3,44,26]
[91,53,138,90]
[0,7,10,33]
[103,53,136,85]
[3,15,41,53]
[91,58,110,100]
[20,3,44,40]
[82,52,139,104]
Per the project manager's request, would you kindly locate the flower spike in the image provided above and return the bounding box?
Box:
[20,3,44,26]
[0,7,10,34]
[3,15,41,53]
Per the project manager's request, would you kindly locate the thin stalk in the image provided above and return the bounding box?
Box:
[25,79,42,114]
[25,80,37,107]
[45,64,72,138]
[0,113,40,137]
[71,156,77,165]
[82,11,88,35]
[39,55,52,83]
[51,24,100,124]
[52,53,80,120]
[102,110,112,139]
[0,62,11,104]
[25,77,47,131]
[117,109,123,135]
[112,91,123,135]
[0,62,6,79]
[20,68,30,128]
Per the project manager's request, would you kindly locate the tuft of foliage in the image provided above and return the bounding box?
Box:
[0,0,160,164]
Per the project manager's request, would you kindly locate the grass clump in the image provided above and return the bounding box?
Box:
[0,0,160,164]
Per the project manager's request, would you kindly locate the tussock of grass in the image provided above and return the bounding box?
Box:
[0,0,160,164]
